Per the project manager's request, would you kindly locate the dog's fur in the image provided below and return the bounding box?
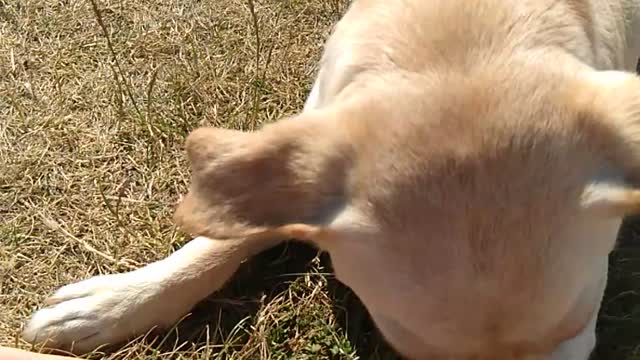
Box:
[22,0,640,358]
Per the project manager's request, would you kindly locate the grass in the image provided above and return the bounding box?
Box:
[0,0,639,359]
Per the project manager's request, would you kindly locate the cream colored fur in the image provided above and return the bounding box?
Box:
[23,0,640,358]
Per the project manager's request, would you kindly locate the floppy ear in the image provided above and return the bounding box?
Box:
[578,70,640,217]
[581,181,640,217]
[174,112,354,242]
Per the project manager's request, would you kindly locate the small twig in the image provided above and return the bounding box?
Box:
[40,214,137,270]
[146,64,161,118]
[108,62,126,120]
[246,0,262,128]
[244,1,280,129]
[96,179,137,239]
[260,11,280,80]
[88,0,142,118]
[246,0,261,69]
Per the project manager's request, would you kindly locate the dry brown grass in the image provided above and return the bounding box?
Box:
[1,0,640,359]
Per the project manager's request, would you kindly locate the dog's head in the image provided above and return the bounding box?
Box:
[174,65,640,359]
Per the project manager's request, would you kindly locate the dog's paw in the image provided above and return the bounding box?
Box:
[22,271,181,354]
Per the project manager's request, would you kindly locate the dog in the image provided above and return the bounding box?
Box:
[22,0,640,358]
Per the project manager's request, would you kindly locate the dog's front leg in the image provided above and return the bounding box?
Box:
[550,309,598,360]
[22,236,270,354]
[550,268,607,360]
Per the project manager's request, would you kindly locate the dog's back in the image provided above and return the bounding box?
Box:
[307,0,639,112]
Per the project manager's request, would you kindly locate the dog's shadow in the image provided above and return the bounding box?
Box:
[151,241,398,359]
[147,219,640,360]
[594,216,640,360]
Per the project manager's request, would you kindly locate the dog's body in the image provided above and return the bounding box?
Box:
[22,1,640,359]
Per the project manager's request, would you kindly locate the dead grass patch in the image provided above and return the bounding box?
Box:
[1,0,639,359]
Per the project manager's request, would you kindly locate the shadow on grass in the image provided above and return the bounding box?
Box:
[593,216,640,360]
[146,241,398,359]
[146,217,640,360]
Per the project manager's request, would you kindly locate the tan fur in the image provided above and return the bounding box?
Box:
[23,0,640,359]
[174,112,354,241]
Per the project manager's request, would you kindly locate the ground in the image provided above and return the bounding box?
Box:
[1,1,640,359]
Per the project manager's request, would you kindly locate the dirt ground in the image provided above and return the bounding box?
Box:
[1,1,640,359]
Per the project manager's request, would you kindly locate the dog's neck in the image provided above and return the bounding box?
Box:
[586,0,640,69]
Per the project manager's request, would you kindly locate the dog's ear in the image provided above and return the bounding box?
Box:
[174,111,354,242]
[577,71,640,217]
[581,182,640,217]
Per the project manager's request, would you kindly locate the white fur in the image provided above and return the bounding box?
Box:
[22,237,245,353]
[303,71,323,112]
[551,308,599,360]
[551,270,608,359]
